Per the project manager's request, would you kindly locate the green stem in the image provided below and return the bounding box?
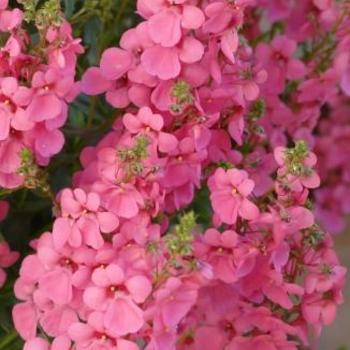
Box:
[115,0,130,26]
[0,189,16,198]
[0,330,19,350]
[87,96,97,128]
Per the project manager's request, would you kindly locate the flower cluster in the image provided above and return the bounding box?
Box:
[13,110,346,350]
[10,0,350,349]
[0,200,19,288]
[0,0,83,189]
[315,96,350,233]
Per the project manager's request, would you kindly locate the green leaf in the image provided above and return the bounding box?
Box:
[63,0,75,18]
[0,330,22,350]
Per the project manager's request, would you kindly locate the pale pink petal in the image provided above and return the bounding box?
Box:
[238,198,260,220]
[125,275,152,303]
[51,336,71,350]
[106,264,125,285]
[158,132,178,153]
[340,70,350,96]
[237,179,255,197]
[228,117,244,145]
[39,269,72,305]
[52,217,71,250]
[263,284,293,309]
[243,82,259,101]
[289,206,314,229]
[274,146,286,166]
[35,129,64,158]
[221,230,238,248]
[182,5,205,29]
[92,267,112,287]
[97,212,119,233]
[79,217,104,249]
[148,10,181,47]
[211,194,238,224]
[27,94,62,121]
[109,193,139,219]
[118,339,139,350]
[179,37,204,63]
[100,48,133,80]
[40,307,78,337]
[322,302,337,325]
[23,338,49,350]
[221,30,239,64]
[0,109,10,141]
[68,322,94,342]
[85,192,100,211]
[106,87,130,108]
[1,76,18,95]
[12,302,38,340]
[141,46,181,80]
[12,108,34,131]
[302,172,321,189]
[104,297,144,336]
[0,9,22,31]
[81,67,112,95]
[83,286,107,310]
[302,304,320,324]
[161,289,197,328]
[236,254,256,278]
[123,113,143,133]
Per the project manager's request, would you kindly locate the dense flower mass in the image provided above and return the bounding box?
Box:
[0,0,82,189]
[0,0,348,349]
[315,96,350,233]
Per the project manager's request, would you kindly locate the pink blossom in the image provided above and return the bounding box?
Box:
[256,35,307,94]
[274,146,321,190]
[10,0,350,348]
[123,107,178,153]
[209,168,260,225]
[52,188,119,250]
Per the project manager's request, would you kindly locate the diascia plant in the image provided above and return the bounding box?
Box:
[0,0,349,349]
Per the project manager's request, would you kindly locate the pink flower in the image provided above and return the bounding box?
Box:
[104,296,145,337]
[274,146,321,190]
[100,48,134,81]
[209,168,260,225]
[123,107,178,153]
[141,36,204,80]
[23,338,50,350]
[194,228,258,283]
[69,311,139,350]
[0,77,33,140]
[0,1,22,32]
[12,301,38,340]
[152,277,198,328]
[52,188,119,250]
[10,0,350,348]
[24,336,71,350]
[202,1,247,34]
[38,267,73,305]
[83,263,152,311]
[147,9,182,48]
[104,182,145,219]
[0,16,82,189]
[256,35,307,94]
[302,294,340,326]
